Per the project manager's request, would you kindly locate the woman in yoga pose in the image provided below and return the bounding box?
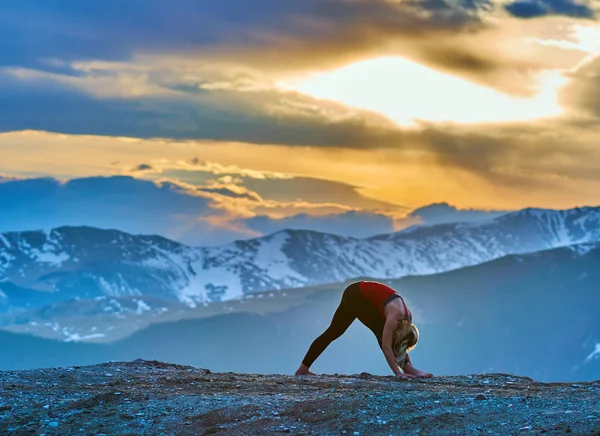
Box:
[295,281,432,378]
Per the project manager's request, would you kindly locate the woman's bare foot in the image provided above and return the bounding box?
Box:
[403,362,433,378]
[295,364,316,376]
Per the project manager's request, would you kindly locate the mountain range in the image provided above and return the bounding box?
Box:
[1,206,599,312]
[1,240,599,382]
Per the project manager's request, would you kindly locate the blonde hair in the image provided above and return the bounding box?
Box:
[392,321,419,367]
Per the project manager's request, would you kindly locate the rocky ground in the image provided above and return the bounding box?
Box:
[1,360,599,436]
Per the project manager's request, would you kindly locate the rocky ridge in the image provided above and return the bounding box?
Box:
[1,360,599,435]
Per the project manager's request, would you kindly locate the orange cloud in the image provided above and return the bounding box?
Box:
[2,129,600,214]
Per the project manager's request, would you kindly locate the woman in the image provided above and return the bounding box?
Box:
[295,280,432,378]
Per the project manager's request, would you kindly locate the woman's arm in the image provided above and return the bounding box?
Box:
[381,306,416,378]
[381,313,404,377]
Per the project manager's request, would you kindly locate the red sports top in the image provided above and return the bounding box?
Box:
[358,281,411,320]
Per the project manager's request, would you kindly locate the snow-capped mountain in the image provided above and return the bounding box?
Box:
[1,206,600,310]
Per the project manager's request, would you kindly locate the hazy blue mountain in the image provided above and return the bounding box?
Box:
[0,175,437,245]
[404,202,508,228]
[245,204,509,237]
[1,242,599,382]
[244,210,396,239]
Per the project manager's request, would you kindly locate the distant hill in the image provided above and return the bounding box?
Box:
[1,242,599,382]
[401,202,507,229]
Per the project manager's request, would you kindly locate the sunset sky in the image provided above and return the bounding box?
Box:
[1,0,600,243]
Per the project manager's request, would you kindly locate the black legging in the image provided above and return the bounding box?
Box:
[301,282,386,368]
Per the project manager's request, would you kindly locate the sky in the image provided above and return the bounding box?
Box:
[1,0,600,243]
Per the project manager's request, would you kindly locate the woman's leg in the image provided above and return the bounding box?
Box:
[402,353,433,378]
[296,291,357,374]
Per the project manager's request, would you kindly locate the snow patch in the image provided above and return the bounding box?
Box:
[179,253,240,304]
[30,249,70,266]
[135,299,151,314]
[0,233,11,249]
[252,232,307,287]
[64,332,106,342]
[585,343,600,362]
[97,276,140,298]
[0,251,16,267]
[141,255,173,270]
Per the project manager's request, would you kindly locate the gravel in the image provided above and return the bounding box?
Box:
[1,360,599,435]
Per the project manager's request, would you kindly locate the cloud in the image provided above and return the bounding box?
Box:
[0,0,486,70]
[196,187,264,202]
[5,64,599,195]
[559,53,600,117]
[0,175,409,245]
[174,160,292,180]
[3,129,600,214]
[0,176,263,245]
[0,174,512,248]
[505,0,595,19]
[157,174,403,229]
[2,0,594,100]
[130,163,157,173]
[0,68,402,147]
[0,0,597,154]
[159,169,404,211]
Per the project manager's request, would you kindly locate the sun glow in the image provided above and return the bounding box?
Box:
[278,57,568,126]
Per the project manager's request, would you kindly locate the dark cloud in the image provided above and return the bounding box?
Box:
[428,120,600,191]
[0,70,407,148]
[505,0,594,18]
[1,0,589,141]
[2,0,585,106]
[131,164,156,172]
[162,170,405,211]
[0,0,493,79]
[197,187,263,202]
